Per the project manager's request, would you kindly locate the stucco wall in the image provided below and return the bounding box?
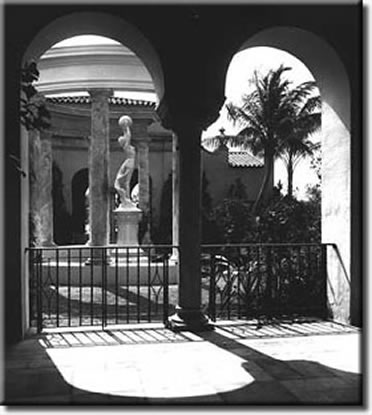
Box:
[321,102,351,323]
[202,147,265,207]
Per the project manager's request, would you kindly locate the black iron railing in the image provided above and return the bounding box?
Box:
[27,245,178,333]
[201,244,328,321]
[28,243,330,332]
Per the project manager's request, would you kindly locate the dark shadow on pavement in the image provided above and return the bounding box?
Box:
[3,327,363,406]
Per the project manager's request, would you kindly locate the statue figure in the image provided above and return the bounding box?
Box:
[114,115,137,209]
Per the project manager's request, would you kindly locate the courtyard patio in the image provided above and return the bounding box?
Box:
[4,319,361,405]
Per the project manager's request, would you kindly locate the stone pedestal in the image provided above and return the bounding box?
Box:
[114,206,143,257]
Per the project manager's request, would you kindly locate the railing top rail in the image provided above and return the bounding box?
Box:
[25,243,336,252]
[26,244,180,251]
[202,243,333,248]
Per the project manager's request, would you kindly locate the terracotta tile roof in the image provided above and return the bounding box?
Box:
[46,96,156,107]
[228,151,263,167]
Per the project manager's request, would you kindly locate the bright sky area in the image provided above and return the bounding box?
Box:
[51,35,321,200]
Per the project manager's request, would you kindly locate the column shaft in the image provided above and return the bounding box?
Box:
[167,124,212,331]
[137,138,151,244]
[29,130,55,246]
[88,89,112,247]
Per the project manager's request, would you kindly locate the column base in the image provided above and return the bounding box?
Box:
[85,248,112,266]
[166,306,214,332]
[85,257,112,266]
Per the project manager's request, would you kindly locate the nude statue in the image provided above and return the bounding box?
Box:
[114,115,137,209]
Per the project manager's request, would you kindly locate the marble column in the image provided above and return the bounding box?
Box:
[29,129,55,247]
[167,123,212,331]
[172,132,179,260]
[136,136,152,244]
[87,89,112,262]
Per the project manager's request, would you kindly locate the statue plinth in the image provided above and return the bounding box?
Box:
[114,206,143,257]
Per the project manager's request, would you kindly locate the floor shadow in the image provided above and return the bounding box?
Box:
[196,329,363,405]
[4,326,363,406]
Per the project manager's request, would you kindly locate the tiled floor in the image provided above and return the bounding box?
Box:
[4,320,362,405]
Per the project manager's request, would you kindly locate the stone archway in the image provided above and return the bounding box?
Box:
[236,26,353,324]
[20,11,165,334]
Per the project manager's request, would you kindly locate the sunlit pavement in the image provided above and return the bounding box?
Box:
[4,320,362,405]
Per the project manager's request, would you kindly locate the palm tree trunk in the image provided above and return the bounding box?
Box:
[287,154,293,198]
[252,151,274,214]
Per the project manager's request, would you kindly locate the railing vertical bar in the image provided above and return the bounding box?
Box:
[307,245,312,313]
[275,247,280,299]
[256,245,261,320]
[237,249,241,319]
[298,245,303,292]
[163,254,169,324]
[101,248,106,330]
[46,258,51,322]
[277,246,282,310]
[153,261,159,315]
[267,246,273,317]
[115,248,119,324]
[147,248,151,323]
[90,248,94,326]
[79,249,82,326]
[227,248,231,320]
[36,249,43,333]
[56,249,59,328]
[27,250,33,328]
[321,244,328,318]
[298,245,302,315]
[137,248,140,323]
[67,249,71,327]
[126,248,130,323]
[208,250,216,322]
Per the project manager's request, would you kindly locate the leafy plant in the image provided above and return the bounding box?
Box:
[20,61,50,131]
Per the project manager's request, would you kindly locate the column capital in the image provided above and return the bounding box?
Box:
[40,129,54,140]
[88,88,114,100]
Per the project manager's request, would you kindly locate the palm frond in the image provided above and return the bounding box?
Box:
[298,95,322,116]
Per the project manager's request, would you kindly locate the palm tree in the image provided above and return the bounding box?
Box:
[223,65,321,212]
[278,94,321,197]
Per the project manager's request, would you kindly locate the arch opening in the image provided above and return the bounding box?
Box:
[202,26,353,324]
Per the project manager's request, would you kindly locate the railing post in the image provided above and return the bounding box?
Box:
[163,252,170,325]
[321,244,328,318]
[28,249,35,330]
[208,251,216,322]
[101,247,107,330]
[36,249,43,334]
[67,248,71,328]
[265,246,273,318]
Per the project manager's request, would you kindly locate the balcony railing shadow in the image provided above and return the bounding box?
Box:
[5,323,362,405]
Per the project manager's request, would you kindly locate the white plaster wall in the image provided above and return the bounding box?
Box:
[321,102,351,323]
